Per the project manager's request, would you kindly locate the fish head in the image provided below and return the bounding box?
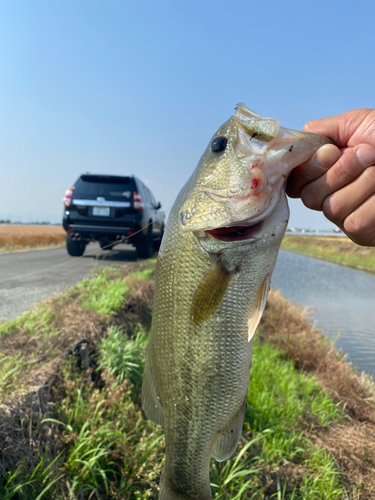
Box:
[179,103,332,248]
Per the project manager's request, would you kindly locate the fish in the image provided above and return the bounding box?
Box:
[142,103,332,500]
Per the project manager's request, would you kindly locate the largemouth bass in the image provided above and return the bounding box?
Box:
[142,103,332,500]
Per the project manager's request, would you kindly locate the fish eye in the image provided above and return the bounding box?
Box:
[211,136,228,153]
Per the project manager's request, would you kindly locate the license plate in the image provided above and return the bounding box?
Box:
[93,207,110,216]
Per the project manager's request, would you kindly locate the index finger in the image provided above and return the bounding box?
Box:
[303,109,375,148]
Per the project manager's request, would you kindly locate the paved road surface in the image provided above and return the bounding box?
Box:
[0,243,139,321]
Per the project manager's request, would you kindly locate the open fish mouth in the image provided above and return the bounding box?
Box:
[206,221,263,242]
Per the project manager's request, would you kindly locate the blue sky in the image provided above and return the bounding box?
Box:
[0,0,374,229]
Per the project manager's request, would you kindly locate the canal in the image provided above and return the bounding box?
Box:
[272,250,375,377]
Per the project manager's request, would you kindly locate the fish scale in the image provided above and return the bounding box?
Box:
[142,103,332,499]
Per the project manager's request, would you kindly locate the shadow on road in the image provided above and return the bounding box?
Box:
[81,244,139,263]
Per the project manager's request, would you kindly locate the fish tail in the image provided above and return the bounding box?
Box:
[159,472,212,500]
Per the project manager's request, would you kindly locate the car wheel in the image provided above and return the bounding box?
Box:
[136,226,154,259]
[66,234,86,257]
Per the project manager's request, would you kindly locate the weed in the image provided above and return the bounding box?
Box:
[97,325,148,388]
[75,269,131,315]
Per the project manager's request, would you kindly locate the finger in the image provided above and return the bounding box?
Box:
[322,166,375,225]
[343,193,375,246]
[300,144,375,211]
[302,109,374,148]
[286,144,341,198]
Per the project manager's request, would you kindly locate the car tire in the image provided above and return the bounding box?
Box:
[66,234,86,257]
[136,226,154,259]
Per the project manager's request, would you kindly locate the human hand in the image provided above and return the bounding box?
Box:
[286,109,375,246]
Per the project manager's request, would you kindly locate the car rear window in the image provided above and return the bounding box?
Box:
[73,175,135,201]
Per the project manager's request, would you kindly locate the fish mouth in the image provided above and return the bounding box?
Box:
[205,221,263,242]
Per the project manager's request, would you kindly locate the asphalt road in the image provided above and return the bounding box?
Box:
[0,243,139,321]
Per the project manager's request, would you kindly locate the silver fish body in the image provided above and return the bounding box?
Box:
[142,104,332,500]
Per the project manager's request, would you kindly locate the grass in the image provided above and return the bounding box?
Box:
[0,330,348,499]
[281,234,375,272]
[75,269,131,315]
[0,260,374,498]
[0,225,66,253]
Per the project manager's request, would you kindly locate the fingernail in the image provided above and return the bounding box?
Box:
[315,144,341,169]
[356,145,375,166]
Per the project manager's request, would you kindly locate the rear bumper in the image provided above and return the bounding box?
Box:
[69,224,132,234]
[63,222,146,244]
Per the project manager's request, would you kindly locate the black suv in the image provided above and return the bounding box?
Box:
[62,174,165,259]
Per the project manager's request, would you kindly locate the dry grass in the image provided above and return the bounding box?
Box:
[261,290,375,499]
[0,225,66,252]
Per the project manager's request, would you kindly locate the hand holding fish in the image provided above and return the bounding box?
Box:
[287,109,375,246]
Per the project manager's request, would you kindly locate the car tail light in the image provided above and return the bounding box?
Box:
[63,188,74,207]
[133,191,144,210]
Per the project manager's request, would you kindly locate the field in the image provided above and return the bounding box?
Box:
[281,234,375,273]
[0,261,374,499]
[0,225,66,253]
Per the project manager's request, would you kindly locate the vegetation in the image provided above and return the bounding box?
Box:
[281,234,375,273]
[0,225,66,253]
[0,261,374,499]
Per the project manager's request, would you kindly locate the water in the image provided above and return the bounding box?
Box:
[272,250,375,377]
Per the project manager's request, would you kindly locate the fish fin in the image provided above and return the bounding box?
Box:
[191,257,235,326]
[159,472,212,500]
[211,398,247,462]
[142,350,164,426]
[248,276,270,342]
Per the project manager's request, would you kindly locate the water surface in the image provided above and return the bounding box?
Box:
[272,250,375,377]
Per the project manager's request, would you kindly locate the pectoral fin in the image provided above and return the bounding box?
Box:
[211,397,247,462]
[248,276,270,342]
[142,350,164,426]
[191,257,235,325]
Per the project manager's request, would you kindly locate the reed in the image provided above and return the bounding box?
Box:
[0,225,66,252]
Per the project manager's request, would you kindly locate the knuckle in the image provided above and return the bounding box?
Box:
[302,120,315,133]
[344,193,375,246]
[344,213,365,241]
[333,159,355,184]
[331,151,364,185]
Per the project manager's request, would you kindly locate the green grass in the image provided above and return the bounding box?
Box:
[281,235,375,272]
[0,265,153,400]
[1,331,349,499]
[0,262,356,499]
[130,269,155,280]
[75,269,131,315]
[97,325,148,388]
